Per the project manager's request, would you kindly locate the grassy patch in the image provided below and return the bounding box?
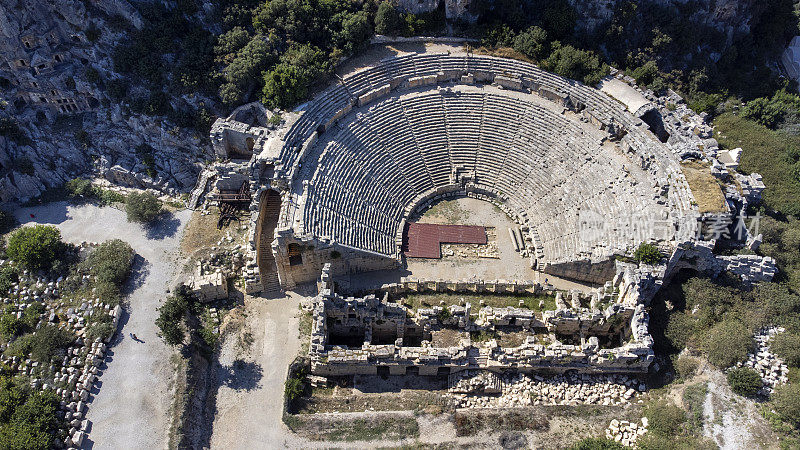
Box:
[298,307,313,355]
[420,199,468,223]
[715,113,800,216]
[396,292,556,312]
[680,161,727,213]
[289,415,420,441]
[454,408,549,436]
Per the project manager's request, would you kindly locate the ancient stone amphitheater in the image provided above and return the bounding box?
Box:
[216,52,696,292]
[205,50,781,379]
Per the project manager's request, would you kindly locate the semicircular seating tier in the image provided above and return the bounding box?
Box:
[267,53,696,267]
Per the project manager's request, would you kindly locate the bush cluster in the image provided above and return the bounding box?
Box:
[5,226,65,272]
[727,367,762,397]
[634,243,662,265]
[155,285,192,347]
[5,325,73,364]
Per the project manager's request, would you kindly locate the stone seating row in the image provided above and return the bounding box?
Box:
[299,88,669,262]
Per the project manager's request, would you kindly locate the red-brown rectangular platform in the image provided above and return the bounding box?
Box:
[404,223,487,258]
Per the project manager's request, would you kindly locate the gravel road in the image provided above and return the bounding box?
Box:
[13,202,191,450]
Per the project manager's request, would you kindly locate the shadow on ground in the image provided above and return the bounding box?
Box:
[145,213,182,240]
[219,360,264,392]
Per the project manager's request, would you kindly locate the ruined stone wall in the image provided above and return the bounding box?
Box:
[272,232,399,290]
[309,263,656,376]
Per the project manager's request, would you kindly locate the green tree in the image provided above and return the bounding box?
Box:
[726,367,762,397]
[375,2,401,36]
[261,44,328,109]
[6,226,64,272]
[219,34,278,105]
[125,192,162,224]
[155,290,190,346]
[543,43,609,85]
[634,243,662,264]
[335,11,372,54]
[512,26,548,61]
[214,26,251,62]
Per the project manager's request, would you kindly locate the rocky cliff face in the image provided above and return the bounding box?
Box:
[0,1,210,204]
[569,0,765,36]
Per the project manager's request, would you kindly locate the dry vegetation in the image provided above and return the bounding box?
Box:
[471,46,535,65]
[680,161,727,213]
[180,207,247,256]
[397,292,556,312]
[285,414,420,442]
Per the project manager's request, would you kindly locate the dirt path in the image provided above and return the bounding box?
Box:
[209,293,306,448]
[13,202,191,450]
[702,369,779,449]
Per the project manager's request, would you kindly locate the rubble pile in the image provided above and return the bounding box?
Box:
[606,418,648,447]
[737,326,790,395]
[448,371,645,407]
[0,244,123,449]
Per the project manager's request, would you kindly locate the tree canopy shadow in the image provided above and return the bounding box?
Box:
[219,359,263,392]
[145,212,181,240]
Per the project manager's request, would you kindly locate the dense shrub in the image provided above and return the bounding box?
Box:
[771,333,800,367]
[542,43,608,86]
[715,114,800,217]
[512,26,548,61]
[284,376,304,402]
[0,268,18,295]
[0,314,24,342]
[65,178,94,198]
[82,239,134,285]
[155,287,190,346]
[125,192,162,223]
[634,243,662,264]
[5,226,64,271]
[703,319,753,369]
[675,354,699,379]
[6,325,73,363]
[644,400,686,437]
[773,383,800,428]
[742,90,800,129]
[261,44,329,109]
[727,367,762,397]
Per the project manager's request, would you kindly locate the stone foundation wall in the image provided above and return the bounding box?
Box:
[273,233,399,289]
[309,263,656,376]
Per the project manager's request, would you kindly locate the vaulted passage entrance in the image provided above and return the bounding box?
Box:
[256,190,281,292]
